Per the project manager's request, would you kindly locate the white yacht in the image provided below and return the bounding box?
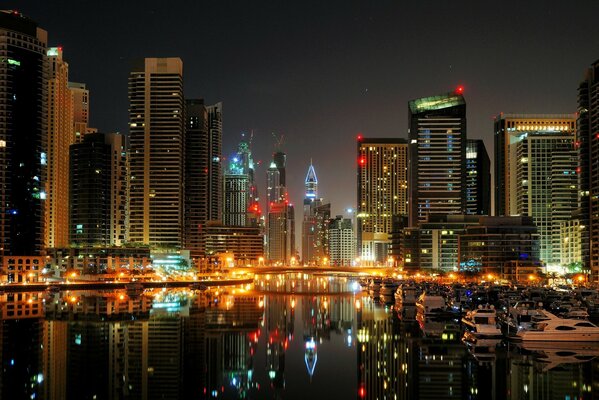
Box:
[516,310,599,341]
[462,305,503,339]
[416,292,447,316]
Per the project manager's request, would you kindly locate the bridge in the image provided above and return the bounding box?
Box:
[237,265,396,276]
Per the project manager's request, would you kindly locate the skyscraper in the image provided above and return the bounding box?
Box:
[357,137,408,263]
[184,99,207,257]
[577,60,599,280]
[266,160,282,207]
[266,150,295,263]
[45,46,74,249]
[465,139,491,215]
[302,162,330,264]
[128,58,184,249]
[223,140,256,227]
[408,89,467,226]
[494,114,577,266]
[207,103,223,222]
[69,132,127,247]
[68,82,96,143]
[0,11,48,260]
[267,202,295,263]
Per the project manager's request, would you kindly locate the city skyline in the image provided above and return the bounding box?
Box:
[6,1,599,218]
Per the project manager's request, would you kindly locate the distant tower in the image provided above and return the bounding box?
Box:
[266,161,282,208]
[68,82,96,143]
[207,103,223,222]
[305,161,318,200]
[223,154,249,227]
[128,58,184,249]
[302,162,330,264]
[465,139,491,215]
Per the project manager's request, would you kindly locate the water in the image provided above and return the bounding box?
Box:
[0,274,596,399]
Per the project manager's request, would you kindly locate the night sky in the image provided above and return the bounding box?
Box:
[8,1,599,221]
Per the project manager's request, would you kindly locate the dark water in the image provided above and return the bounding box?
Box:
[0,274,597,399]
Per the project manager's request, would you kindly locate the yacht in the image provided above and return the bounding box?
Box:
[515,310,599,341]
[462,305,503,339]
[416,292,447,316]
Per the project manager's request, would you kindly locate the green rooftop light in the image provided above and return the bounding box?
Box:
[409,91,465,113]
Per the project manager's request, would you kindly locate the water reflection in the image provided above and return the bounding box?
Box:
[0,276,596,399]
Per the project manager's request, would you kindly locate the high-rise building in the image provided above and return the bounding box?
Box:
[266,160,282,207]
[465,139,491,215]
[328,216,355,266]
[357,137,408,263]
[69,132,127,247]
[577,60,599,280]
[45,46,74,250]
[223,173,249,226]
[128,58,184,249]
[494,114,577,266]
[207,102,223,222]
[223,140,256,227]
[302,162,330,264]
[68,82,96,143]
[183,99,208,257]
[408,90,467,226]
[0,11,48,261]
[267,202,295,263]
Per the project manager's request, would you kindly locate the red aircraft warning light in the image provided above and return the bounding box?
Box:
[357,133,363,141]
[455,85,464,94]
[359,157,366,166]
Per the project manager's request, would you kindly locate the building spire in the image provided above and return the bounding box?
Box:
[305,162,318,199]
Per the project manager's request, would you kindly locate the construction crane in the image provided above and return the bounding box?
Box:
[272,132,285,150]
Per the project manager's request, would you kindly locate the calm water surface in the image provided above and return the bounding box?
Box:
[1,273,596,399]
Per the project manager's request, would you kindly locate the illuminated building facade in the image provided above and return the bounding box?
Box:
[68,82,96,143]
[408,90,467,226]
[267,202,295,263]
[578,60,599,280]
[224,140,257,227]
[357,138,408,263]
[202,223,264,267]
[458,216,540,276]
[465,139,490,215]
[494,114,577,266]
[404,214,479,271]
[128,58,184,249]
[0,11,48,262]
[328,216,355,266]
[45,46,74,250]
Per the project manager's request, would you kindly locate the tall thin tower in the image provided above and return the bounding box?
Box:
[45,46,74,249]
[128,58,184,249]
